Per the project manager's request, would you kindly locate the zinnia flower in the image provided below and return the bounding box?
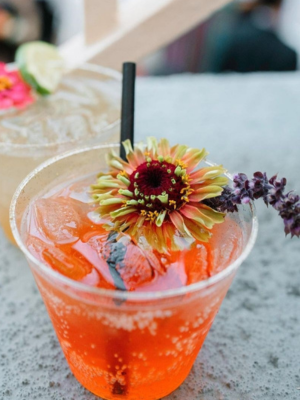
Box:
[91,138,227,252]
[0,63,34,110]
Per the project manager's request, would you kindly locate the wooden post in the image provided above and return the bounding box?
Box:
[84,0,118,45]
[60,0,231,70]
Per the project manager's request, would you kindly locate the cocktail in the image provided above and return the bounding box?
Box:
[0,63,121,242]
[10,142,258,400]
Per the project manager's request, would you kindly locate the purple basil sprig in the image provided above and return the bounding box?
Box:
[204,172,300,238]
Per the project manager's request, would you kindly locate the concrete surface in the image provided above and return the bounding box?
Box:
[1,72,300,400]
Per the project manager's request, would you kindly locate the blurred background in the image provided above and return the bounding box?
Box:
[0,0,299,74]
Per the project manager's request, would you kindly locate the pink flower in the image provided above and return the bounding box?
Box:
[0,63,34,110]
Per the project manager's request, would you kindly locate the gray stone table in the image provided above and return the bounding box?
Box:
[1,73,300,400]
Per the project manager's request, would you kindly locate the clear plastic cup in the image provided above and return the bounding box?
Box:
[0,65,121,242]
[10,144,258,400]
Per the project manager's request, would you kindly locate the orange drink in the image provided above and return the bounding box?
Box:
[11,144,258,399]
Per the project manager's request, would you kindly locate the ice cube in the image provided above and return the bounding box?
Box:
[117,242,154,290]
[184,217,243,283]
[209,217,243,274]
[102,232,165,291]
[73,232,116,288]
[33,198,81,244]
[184,244,210,284]
[57,179,94,204]
[27,235,100,283]
[42,247,95,281]
[71,230,167,291]
[26,235,48,260]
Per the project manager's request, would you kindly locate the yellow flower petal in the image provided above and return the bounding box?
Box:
[111,207,138,218]
[118,189,134,197]
[100,198,125,205]
[197,204,225,223]
[183,148,208,171]
[170,144,188,162]
[106,151,134,174]
[180,204,224,229]
[189,185,224,202]
[169,211,193,237]
[159,138,170,157]
[92,181,120,189]
[147,137,158,158]
[191,176,228,188]
[182,217,211,242]
[155,210,167,227]
[154,225,169,253]
[190,165,226,183]
[117,174,130,186]
[122,139,134,155]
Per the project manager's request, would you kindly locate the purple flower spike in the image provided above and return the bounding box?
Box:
[204,171,300,239]
[251,172,272,205]
[233,173,253,204]
[268,175,287,210]
[277,192,300,237]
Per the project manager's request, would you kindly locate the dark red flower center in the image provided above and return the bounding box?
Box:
[128,160,190,212]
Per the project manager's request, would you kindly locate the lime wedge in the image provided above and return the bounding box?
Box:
[16,41,64,95]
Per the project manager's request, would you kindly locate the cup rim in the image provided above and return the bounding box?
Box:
[10,143,259,301]
[0,64,121,151]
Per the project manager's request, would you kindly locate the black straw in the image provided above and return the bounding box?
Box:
[107,62,136,395]
[120,62,136,161]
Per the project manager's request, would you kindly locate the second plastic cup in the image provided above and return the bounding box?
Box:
[0,65,121,242]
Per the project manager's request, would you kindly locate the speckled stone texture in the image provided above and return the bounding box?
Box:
[1,73,300,400]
